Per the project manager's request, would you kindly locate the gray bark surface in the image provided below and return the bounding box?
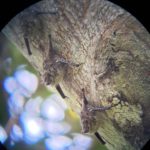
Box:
[2,0,150,149]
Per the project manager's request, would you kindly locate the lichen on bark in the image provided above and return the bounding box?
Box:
[2,0,150,149]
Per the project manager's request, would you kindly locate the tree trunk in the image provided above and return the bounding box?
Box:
[2,0,150,149]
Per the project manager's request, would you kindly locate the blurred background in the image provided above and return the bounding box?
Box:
[0,32,108,150]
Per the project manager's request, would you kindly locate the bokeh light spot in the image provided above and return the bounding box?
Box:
[72,133,93,149]
[45,136,72,150]
[3,77,18,94]
[44,121,71,136]
[25,97,43,116]
[14,69,38,95]
[10,124,23,142]
[41,96,65,121]
[8,91,25,117]
[50,94,68,110]
[20,112,44,144]
[0,126,7,143]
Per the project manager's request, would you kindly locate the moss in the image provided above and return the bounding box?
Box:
[96,115,135,150]
[107,99,143,131]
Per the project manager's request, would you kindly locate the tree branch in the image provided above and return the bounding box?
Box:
[2,0,150,149]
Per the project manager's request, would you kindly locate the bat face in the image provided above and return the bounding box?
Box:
[42,58,68,86]
[42,60,58,85]
[80,89,97,133]
[80,106,97,133]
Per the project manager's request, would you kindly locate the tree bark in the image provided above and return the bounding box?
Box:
[2,0,150,149]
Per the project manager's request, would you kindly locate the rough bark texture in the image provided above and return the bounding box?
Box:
[2,0,150,149]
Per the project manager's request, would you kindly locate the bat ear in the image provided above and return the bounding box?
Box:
[94,132,106,145]
[24,36,32,55]
[47,34,54,57]
[0,142,8,150]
